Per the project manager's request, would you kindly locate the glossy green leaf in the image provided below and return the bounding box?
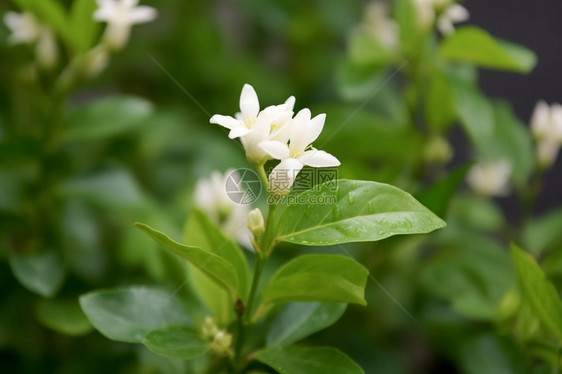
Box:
[135,223,240,301]
[9,249,65,297]
[415,163,472,218]
[255,346,365,374]
[184,209,249,301]
[70,0,99,53]
[511,244,562,341]
[79,286,191,343]
[142,325,210,360]
[64,95,153,141]
[36,298,93,336]
[257,255,367,318]
[267,302,347,347]
[269,180,445,247]
[440,26,537,73]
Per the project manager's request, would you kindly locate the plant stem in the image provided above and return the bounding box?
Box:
[256,164,269,193]
[244,253,266,325]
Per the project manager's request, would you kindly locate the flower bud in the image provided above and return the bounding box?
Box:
[200,316,218,339]
[211,330,232,355]
[423,136,453,164]
[248,208,265,238]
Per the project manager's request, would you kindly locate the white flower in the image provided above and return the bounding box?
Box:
[437,4,469,35]
[363,2,399,50]
[466,160,512,197]
[210,84,295,165]
[194,170,251,248]
[259,109,340,193]
[530,101,562,168]
[412,0,468,34]
[4,11,58,68]
[94,0,157,50]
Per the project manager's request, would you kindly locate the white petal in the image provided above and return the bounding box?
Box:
[530,100,550,138]
[210,114,240,130]
[448,4,469,23]
[550,103,562,142]
[259,140,290,160]
[103,23,131,49]
[128,6,157,24]
[228,126,251,139]
[122,0,139,8]
[298,149,340,167]
[283,96,296,111]
[289,108,312,154]
[240,84,259,120]
[268,158,304,193]
[304,113,326,146]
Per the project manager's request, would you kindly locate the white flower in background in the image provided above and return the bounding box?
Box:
[94,0,157,50]
[466,160,512,197]
[363,1,399,50]
[411,0,468,34]
[437,4,469,35]
[3,11,58,68]
[194,170,251,248]
[530,100,562,168]
[260,109,340,194]
[210,84,295,165]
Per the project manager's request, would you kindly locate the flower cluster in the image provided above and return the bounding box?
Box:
[530,101,562,169]
[4,0,157,78]
[193,170,251,248]
[3,12,57,69]
[210,84,340,194]
[413,0,469,35]
[363,2,399,50]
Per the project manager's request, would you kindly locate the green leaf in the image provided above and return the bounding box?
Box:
[424,70,455,131]
[511,244,562,341]
[35,298,93,336]
[458,333,528,374]
[255,346,365,374]
[60,168,144,209]
[257,255,368,318]
[267,302,347,347]
[420,233,515,320]
[485,102,534,185]
[450,79,495,146]
[9,249,65,297]
[348,30,397,67]
[135,223,240,301]
[394,0,418,53]
[184,209,249,301]
[79,286,191,343]
[64,95,154,141]
[440,26,537,73]
[70,0,100,53]
[523,208,562,256]
[269,180,445,247]
[142,325,210,360]
[415,163,472,218]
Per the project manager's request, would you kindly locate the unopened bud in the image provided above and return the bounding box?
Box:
[423,136,453,164]
[248,208,265,238]
[211,330,232,355]
[201,316,219,339]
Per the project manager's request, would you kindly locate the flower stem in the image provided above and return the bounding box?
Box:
[244,252,266,325]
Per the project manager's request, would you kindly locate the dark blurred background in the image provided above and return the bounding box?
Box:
[467,0,562,213]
